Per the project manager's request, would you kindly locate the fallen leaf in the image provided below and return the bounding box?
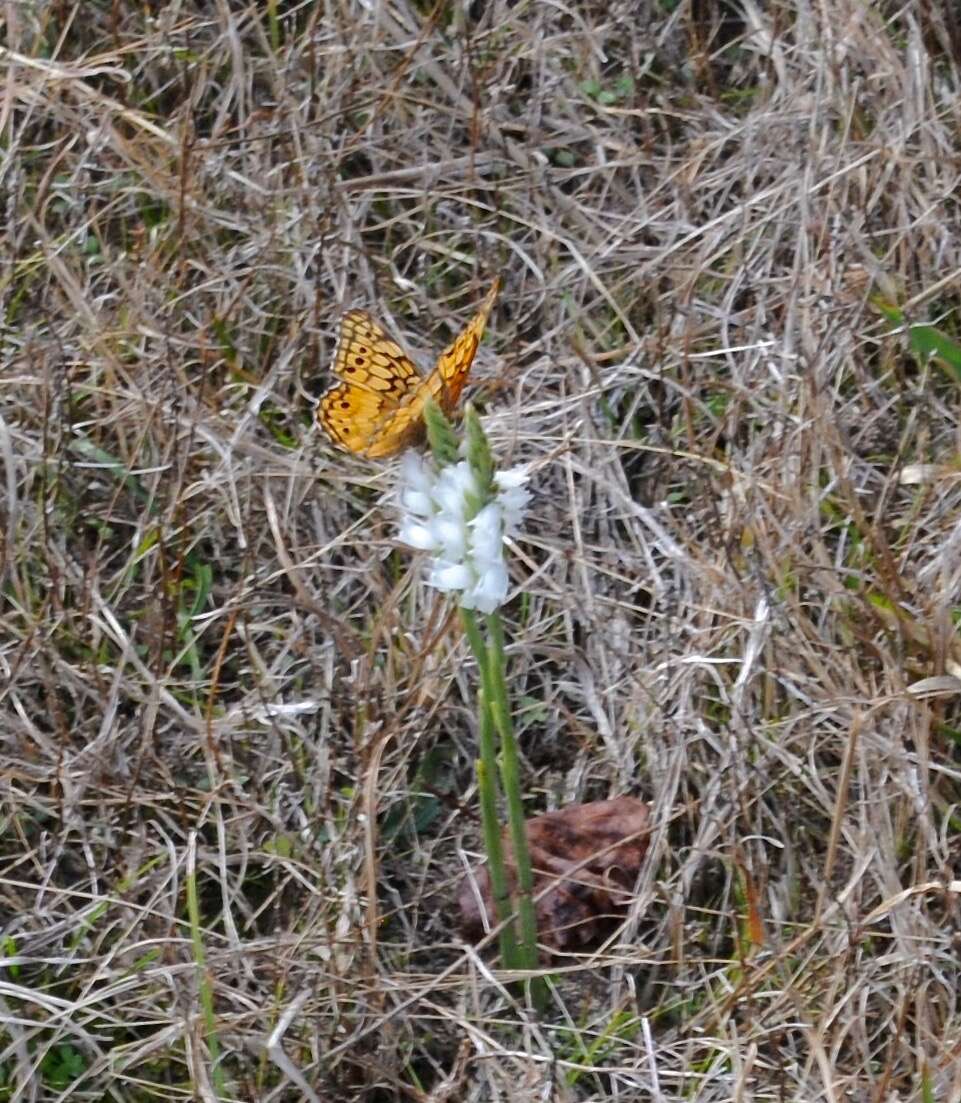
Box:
[458,796,651,956]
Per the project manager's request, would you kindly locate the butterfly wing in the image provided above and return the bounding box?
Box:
[319,382,398,455]
[318,310,422,456]
[368,277,501,456]
[330,310,421,398]
[361,398,431,458]
[430,277,500,414]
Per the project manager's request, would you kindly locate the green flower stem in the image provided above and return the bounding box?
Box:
[475,752,519,969]
[485,613,541,982]
[461,610,521,969]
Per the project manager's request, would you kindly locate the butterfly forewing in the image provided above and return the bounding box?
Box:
[333,310,421,400]
[432,278,499,414]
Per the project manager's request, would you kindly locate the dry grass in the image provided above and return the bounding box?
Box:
[3,0,961,1099]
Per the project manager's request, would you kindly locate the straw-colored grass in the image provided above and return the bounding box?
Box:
[3,1,961,1098]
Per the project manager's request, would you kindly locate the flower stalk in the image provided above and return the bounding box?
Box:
[461,604,542,995]
[463,613,518,970]
[484,612,539,970]
[399,401,544,1002]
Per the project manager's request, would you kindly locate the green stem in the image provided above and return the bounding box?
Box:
[461,609,521,969]
[460,607,488,677]
[475,751,519,969]
[485,613,545,1006]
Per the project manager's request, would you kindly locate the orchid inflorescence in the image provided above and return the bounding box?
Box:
[394,401,542,999]
[397,451,530,613]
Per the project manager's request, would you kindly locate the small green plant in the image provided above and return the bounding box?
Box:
[0,935,18,980]
[562,1008,641,1086]
[874,297,961,383]
[40,1044,86,1092]
[581,73,635,105]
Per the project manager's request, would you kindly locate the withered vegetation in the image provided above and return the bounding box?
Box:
[3,1,961,1099]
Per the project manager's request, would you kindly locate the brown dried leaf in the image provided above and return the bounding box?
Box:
[458,796,651,957]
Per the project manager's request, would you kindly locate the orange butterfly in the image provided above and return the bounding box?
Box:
[317,278,500,458]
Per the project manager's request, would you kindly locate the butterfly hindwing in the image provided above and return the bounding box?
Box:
[363,399,430,458]
[318,382,396,454]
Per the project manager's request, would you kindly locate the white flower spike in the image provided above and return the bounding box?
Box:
[397,452,530,614]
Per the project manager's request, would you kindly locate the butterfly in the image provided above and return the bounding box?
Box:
[317,278,500,458]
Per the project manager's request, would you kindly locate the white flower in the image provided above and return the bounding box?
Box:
[400,451,433,495]
[401,487,432,517]
[396,452,529,613]
[398,520,436,550]
[428,561,473,591]
[469,503,505,562]
[493,470,532,528]
[462,560,509,611]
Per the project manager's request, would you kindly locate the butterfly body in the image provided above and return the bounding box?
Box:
[318,278,499,458]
